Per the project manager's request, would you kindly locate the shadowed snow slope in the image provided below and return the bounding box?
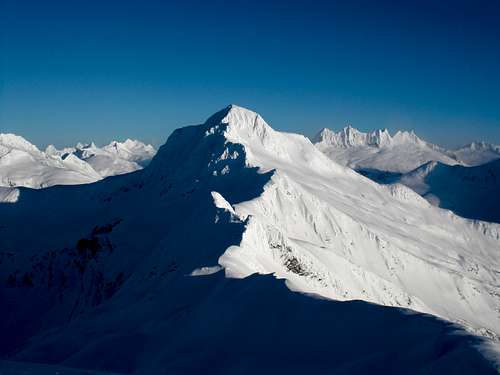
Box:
[395,159,500,223]
[0,105,499,374]
[450,141,500,166]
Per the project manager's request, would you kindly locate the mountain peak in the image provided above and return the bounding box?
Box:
[202,104,272,144]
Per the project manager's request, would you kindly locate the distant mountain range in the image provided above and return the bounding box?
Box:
[0,134,156,188]
[313,126,500,173]
[313,126,500,223]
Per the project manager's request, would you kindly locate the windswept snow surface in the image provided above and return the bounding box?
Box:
[0,105,499,373]
[313,126,460,173]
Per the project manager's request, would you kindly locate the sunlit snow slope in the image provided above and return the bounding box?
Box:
[214,107,500,338]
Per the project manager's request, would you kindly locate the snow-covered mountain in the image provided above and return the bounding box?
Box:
[48,139,156,178]
[0,134,156,188]
[0,134,101,188]
[394,159,500,223]
[449,141,500,166]
[0,106,499,373]
[313,126,460,173]
[103,139,156,166]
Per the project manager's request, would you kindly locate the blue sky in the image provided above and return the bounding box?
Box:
[1,0,499,148]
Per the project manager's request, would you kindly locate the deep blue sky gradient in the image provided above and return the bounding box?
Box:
[1,0,499,148]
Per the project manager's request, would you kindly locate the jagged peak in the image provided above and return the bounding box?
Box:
[314,125,392,148]
[312,128,334,143]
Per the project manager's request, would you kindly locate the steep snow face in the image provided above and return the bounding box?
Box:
[450,141,500,166]
[396,159,500,223]
[0,134,101,188]
[0,105,499,373]
[313,126,460,173]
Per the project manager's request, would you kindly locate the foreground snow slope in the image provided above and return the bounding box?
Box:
[0,105,498,373]
[313,126,460,173]
[395,159,500,223]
